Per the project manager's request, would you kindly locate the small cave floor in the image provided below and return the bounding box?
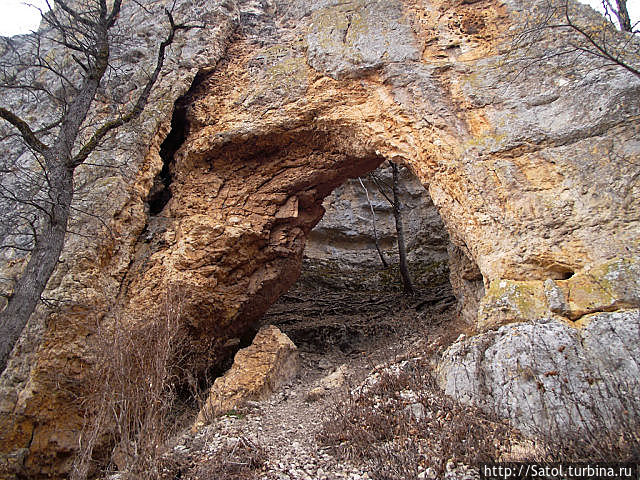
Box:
[266,266,457,366]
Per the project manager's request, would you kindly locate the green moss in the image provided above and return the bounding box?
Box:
[480,279,548,328]
[224,409,246,419]
[411,260,450,287]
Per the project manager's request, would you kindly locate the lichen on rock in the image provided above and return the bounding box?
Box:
[306,0,421,79]
[476,257,640,330]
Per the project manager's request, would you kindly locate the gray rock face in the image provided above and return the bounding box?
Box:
[437,310,640,436]
[447,244,485,324]
[305,163,450,287]
[306,0,421,79]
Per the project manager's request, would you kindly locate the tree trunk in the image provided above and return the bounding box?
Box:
[358,177,389,268]
[0,157,73,374]
[390,162,414,295]
[615,0,632,32]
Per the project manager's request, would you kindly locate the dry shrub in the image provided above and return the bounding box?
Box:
[186,436,266,480]
[530,373,640,464]
[318,359,518,480]
[536,428,640,464]
[71,292,190,480]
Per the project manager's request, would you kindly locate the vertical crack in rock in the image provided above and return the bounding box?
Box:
[149,71,209,216]
[148,108,184,215]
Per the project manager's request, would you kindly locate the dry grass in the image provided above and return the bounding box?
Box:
[71,292,192,480]
[68,288,266,480]
[185,437,266,480]
[318,359,519,480]
[530,379,640,464]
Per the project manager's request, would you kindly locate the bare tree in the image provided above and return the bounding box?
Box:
[0,0,199,374]
[358,176,389,269]
[390,162,415,295]
[510,0,639,78]
[369,162,415,295]
[603,0,633,33]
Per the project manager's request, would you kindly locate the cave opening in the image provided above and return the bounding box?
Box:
[138,102,479,424]
[148,101,185,215]
[148,70,210,216]
[262,161,457,359]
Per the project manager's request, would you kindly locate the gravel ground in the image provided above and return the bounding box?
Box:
[160,282,491,480]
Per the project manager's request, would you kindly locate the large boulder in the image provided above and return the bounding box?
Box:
[437,310,640,436]
[194,325,298,427]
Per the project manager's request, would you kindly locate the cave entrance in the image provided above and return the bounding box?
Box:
[139,100,474,385]
[262,162,456,358]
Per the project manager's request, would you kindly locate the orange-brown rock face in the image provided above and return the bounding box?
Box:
[0,1,240,477]
[121,86,387,368]
[194,325,298,426]
[1,0,640,476]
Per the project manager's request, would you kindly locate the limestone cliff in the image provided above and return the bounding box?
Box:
[0,0,639,477]
[0,1,240,476]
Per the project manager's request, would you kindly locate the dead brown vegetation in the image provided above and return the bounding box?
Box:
[317,359,519,480]
[185,436,266,480]
[71,292,192,480]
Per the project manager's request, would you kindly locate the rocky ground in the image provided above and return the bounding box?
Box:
[158,274,516,480]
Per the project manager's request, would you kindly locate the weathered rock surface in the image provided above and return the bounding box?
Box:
[478,257,640,330]
[194,325,298,428]
[0,0,639,476]
[437,310,640,436]
[0,0,239,477]
[448,243,485,325]
[305,0,421,79]
[306,364,348,402]
[304,163,450,288]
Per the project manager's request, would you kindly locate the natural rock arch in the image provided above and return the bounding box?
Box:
[1,0,640,477]
[124,124,390,365]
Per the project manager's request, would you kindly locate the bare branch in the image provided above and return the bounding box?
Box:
[54,0,98,28]
[0,108,49,154]
[0,244,34,252]
[106,0,123,28]
[72,9,199,167]
[561,5,640,78]
[358,177,389,269]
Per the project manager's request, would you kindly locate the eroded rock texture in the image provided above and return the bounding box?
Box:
[1,0,639,476]
[0,1,239,477]
[194,325,298,426]
[304,163,450,288]
[438,310,640,436]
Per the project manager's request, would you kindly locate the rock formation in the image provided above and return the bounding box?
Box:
[303,163,450,289]
[194,325,298,427]
[438,310,640,438]
[0,0,639,477]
